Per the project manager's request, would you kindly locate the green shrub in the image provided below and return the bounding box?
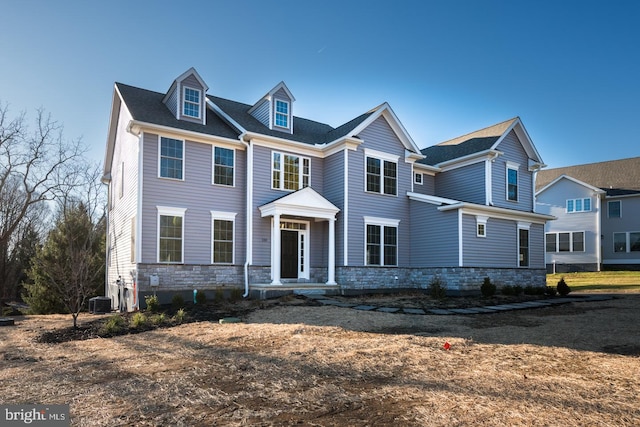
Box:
[481,277,496,298]
[428,277,447,299]
[173,308,186,324]
[145,295,160,313]
[130,312,148,328]
[501,285,515,296]
[150,313,168,326]
[171,293,185,310]
[545,286,558,296]
[513,285,523,296]
[524,285,545,295]
[557,277,571,296]
[101,315,126,334]
[213,288,225,303]
[195,290,207,305]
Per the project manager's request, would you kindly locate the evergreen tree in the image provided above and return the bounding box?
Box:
[23,201,105,327]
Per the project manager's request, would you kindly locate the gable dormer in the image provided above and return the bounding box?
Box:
[248,81,295,134]
[162,67,209,125]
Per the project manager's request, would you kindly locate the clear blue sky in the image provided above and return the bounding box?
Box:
[1,0,638,169]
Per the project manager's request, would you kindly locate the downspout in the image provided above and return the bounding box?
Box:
[242,133,252,297]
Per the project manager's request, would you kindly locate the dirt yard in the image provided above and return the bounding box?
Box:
[1,294,639,426]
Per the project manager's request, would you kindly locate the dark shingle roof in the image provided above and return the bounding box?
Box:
[117,81,378,146]
[418,118,517,166]
[116,83,240,140]
[536,157,640,196]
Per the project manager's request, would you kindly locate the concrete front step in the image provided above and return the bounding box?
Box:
[249,283,340,300]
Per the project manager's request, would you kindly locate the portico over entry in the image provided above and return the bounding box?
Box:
[259,187,340,286]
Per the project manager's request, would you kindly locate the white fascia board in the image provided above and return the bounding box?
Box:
[605,193,640,199]
[407,192,460,206]
[320,137,362,156]
[535,174,606,196]
[413,162,440,175]
[438,202,556,224]
[437,150,503,171]
[104,86,125,179]
[491,118,544,165]
[206,99,246,134]
[127,120,244,149]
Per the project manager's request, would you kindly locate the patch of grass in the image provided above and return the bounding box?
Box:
[547,271,640,292]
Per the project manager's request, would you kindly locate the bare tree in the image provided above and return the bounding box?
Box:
[0,102,84,299]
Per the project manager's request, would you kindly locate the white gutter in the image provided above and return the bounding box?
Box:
[242,134,252,298]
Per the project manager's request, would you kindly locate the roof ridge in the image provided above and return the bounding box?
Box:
[436,117,518,146]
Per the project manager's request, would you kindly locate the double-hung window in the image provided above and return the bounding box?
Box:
[567,198,591,213]
[159,137,184,180]
[213,147,234,186]
[183,87,201,118]
[272,152,310,190]
[608,201,621,218]
[506,162,519,202]
[211,211,236,264]
[365,217,399,266]
[365,149,398,196]
[275,100,289,128]
[157,207,186,263]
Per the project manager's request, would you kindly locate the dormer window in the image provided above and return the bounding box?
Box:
[183,87,201,118]
[275,100,289,128]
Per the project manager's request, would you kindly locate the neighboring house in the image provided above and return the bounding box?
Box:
[102,68,553,309]
[536,157,640,272]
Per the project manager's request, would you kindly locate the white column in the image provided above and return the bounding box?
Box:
[326,217,337,285]
[271,213,282,285]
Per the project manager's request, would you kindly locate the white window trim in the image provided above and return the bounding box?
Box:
[212,146,235,187]
[274,99,289,129]
[608,200,622,218]
[211,211,237,264]
[506,161,520,202]
[364,217,400,267]
[156,206,187,264]
[158,136,185,181]
[566,198,592,213]
[364,149,399,196]
[476,215,488,238]
[182,86,201,119]
[517,221,530,267]
[271,151,310,191]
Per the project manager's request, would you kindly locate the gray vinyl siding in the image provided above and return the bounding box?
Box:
[462,216,545,269]
[601,195,640,263]
[412,172,436,195]
[492,130,534,212]
[435,162,485,203]
[348,116,413,267]
[530,223,545,268]
[409,201,458,267]
[141,133,246,265]
[179,74,205,124]
[164,84,178,118]
[250,99,270,128]
[536,178,600,266]
[462,215,516,267]
[323,150,345,265]
[107,105,139,289]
